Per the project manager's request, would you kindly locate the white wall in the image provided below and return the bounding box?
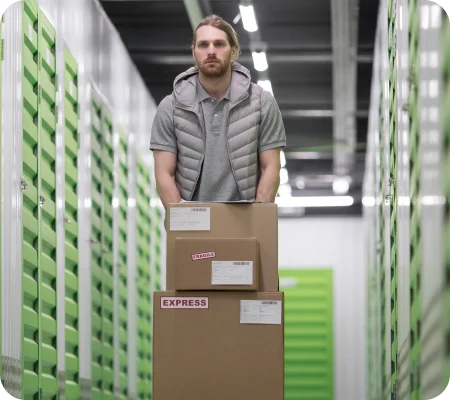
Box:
[279,217,366,400]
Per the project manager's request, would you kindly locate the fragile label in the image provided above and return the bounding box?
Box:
[212,261,253,285]
[192,251,216,261]
[240,300,282,325]
[170,207,210,231]
[160,297,209,309]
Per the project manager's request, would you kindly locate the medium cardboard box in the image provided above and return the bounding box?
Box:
[152,291,285,400]
[174,237,260,291]
[166,202,279,292]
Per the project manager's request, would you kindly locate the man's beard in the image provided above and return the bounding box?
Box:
[197,56,231,77]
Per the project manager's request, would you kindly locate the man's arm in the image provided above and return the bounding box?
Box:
[256,148,281,203]
[154,150,181,210]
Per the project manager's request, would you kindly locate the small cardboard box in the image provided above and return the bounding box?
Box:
[174,237,259,291]
[152,291,285,400]
[166,202,279,292]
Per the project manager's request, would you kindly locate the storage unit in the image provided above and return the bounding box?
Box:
[363,1,449,398]
[278,269,333,400]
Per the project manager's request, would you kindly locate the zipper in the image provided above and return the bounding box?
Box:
[225,93,250,200]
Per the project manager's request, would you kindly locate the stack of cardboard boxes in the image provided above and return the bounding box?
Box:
[152,202,284,400]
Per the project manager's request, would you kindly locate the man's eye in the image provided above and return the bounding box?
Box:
[199,43,208,48]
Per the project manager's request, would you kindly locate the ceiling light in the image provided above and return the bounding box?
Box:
[257,79,273,95]
[332,176,351,195]
[252,51,268,71]
[276,196,354,208]
[239,4,258,32]
[362,196,376,207]
[278,183,292,197]
[280,150,286,167]
[280,168,289,185]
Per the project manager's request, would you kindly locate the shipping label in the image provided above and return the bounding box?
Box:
[192,251,216,261]
[160,297,209,309]
[212,261,253,285]
[170,207,211,231]
[240,300,282,325]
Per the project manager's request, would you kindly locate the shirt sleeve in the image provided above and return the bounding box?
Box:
[149,95,177,154]
[258,89,287,153]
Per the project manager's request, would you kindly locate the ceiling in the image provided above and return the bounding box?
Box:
[100,0,379,217]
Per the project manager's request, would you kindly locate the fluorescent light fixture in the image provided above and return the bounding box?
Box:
[239,4,258,32]
[275,196,354,208]
[280,168,289,185]
[362,196,376,207]
[278,183,292,197]
[257,79,273,95]
[280,150,286,167]
[332,176,351,195]
[252,51,268,71]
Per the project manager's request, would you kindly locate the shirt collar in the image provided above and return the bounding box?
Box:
[196,76,231,102]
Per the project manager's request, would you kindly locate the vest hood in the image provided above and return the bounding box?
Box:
[172,61,252,108]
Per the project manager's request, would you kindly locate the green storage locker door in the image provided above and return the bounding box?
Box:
[278,269,333,400]
[101,107,115,400]
[408,1,421,399]
[117,131,128,399]
[442,9,450,387]
[136,157,152,399]
[388,0,399,395]
[64,45,80,399]
[22,0,39,396]
[37,8,58,398]
[90,91,104,399]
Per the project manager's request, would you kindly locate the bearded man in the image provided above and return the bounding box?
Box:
[150,14,286,209]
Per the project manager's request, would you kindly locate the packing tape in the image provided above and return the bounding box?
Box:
[80,378,92,400]
[58,371,66,400]
[2,356,21,398]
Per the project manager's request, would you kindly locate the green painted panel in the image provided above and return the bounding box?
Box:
[100,105,114,399]
[136,156,153,399]
[278,269,333,400]
[64,45,80,400]
[22,0,39,398]
[37,9,58,398]
[90,91,103,400]
[118,131,128,400]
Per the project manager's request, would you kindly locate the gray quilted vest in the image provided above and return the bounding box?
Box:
[170,62,263,201]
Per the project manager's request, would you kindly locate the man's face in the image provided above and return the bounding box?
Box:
[193,25,235,78]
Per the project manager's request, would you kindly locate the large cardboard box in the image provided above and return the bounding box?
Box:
[175,237,260,291]
[152,291,285,400]
[166,202,279,292]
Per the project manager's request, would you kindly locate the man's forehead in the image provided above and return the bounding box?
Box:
[196,26,228,42]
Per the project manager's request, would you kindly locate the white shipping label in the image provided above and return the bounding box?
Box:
[240,300,282,325]
[170,207,210,231]
[160,297,209,309]
[211,261,253,285]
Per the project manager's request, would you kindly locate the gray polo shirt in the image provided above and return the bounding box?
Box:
[150,76,286,201]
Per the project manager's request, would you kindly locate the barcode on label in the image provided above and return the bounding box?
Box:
[261,301,278,305]
[233,262,250,265]
[191,208,207,211]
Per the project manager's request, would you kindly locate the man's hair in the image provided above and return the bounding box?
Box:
[192,14,240,58]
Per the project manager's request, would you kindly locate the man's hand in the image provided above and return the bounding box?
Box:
[256,148,281,203]
[154,150,182,209]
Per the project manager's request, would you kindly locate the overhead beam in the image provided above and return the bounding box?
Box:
[132,52,373,65]
[281,109,369,118]
[330,0,359,176]
[183,0,212,30]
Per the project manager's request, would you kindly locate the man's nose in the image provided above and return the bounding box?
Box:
[207,44,216,55]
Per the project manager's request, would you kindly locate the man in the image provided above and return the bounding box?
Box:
[150,14,286,209]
